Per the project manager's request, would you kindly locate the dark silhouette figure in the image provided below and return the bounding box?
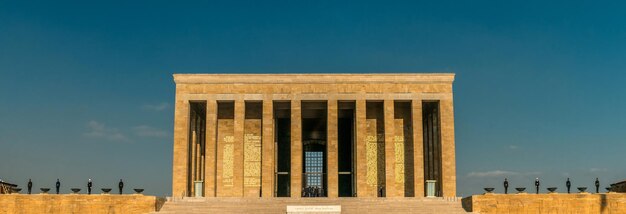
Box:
[503,178,509,194]
[566,178,572,194]
[87,179,93,195]
[55,179,61,194]
[535,178,540,194]
[27,179,33,194]
[595,178,600,193]
[118,179,124,195]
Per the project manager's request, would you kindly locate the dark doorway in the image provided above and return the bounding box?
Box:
[301,101,327,197]
[274,102,291,197]
[338,101,355,197]
[188,102,206,197]
[423,101,442,197]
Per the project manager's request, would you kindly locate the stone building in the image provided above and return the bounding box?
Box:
[171,73,456,199]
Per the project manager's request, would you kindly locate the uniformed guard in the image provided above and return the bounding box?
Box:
[504,178,509,194]
[535,178,540,194]
[566,178,572,194]
[27,179,33,194]
[595,178,600,193]
[118,179,124,195]
[87,179,93,195]
[56,179,61,194]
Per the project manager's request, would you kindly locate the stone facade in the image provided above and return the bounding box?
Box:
[0,194,163,214]
[172,73,456,198]
[462,193,626,213]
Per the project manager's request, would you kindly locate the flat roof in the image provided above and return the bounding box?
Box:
[173,73,455,84]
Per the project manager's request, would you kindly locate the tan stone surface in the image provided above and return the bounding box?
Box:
[172,73,456,198]
[177,83,452,96]
[393,102,410,197]
[233,99,245,197]
[464,193,626,213]
[290,99,302,198]
[355,99,369,197]
[204,100,217,197]
[364,102,386,197]
[173,73,455,84]
[172,97,189,198]
[327,100,338,198]
[261,99,274,197]
[157,197,467,214]
[243,113,262,197]
[0,194,163,214]
[384,99,400,197]
[411,99,425,197]
[440,99,456,197]
[216,114,235,196]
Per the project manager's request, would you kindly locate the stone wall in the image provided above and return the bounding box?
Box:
[0,194,164,214]
[462,193,626,213]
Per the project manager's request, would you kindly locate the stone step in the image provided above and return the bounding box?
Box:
[152,197,470,213]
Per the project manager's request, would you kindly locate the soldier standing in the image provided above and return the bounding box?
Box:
[27,179,33,194]
[504,178,509,194]
[87,179,93,195]
[595,178,600,193]
[118,179,124,195]
[55,179,61,194]
[566,178,572,194]
[535,178,540,194]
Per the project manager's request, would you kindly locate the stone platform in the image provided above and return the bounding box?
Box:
[462,193,626,213]
[0,194,164,214]
[154,197,469,214]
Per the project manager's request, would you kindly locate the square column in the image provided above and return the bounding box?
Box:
[327,100,338,198]
[355,100,370,197]
[172,98,190,197]
[261,99,274,197]
[290,99,302,198]
[204,100,217,197]
[411,99,425,197]
[384,99,401,197]
[234,99,245,196]
[440,98,457,197]
[190,129,197,196]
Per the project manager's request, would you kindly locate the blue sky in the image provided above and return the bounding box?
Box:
[1,0,625,197]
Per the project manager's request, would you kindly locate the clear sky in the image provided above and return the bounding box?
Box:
[1,0,625,197]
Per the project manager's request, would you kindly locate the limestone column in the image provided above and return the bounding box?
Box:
[327,100,338,198]
[384,99,400,197]
[411,99,425,197]
[355,99,369,197]
[172,99,190,197]
[440,98,457,198]
[290,99,302,198]
[234,99,245,197]
[190,128,197,197]
[204,100,217,197]
[261,99,274,197]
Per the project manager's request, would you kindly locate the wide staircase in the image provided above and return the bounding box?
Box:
[153,197,470,213]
